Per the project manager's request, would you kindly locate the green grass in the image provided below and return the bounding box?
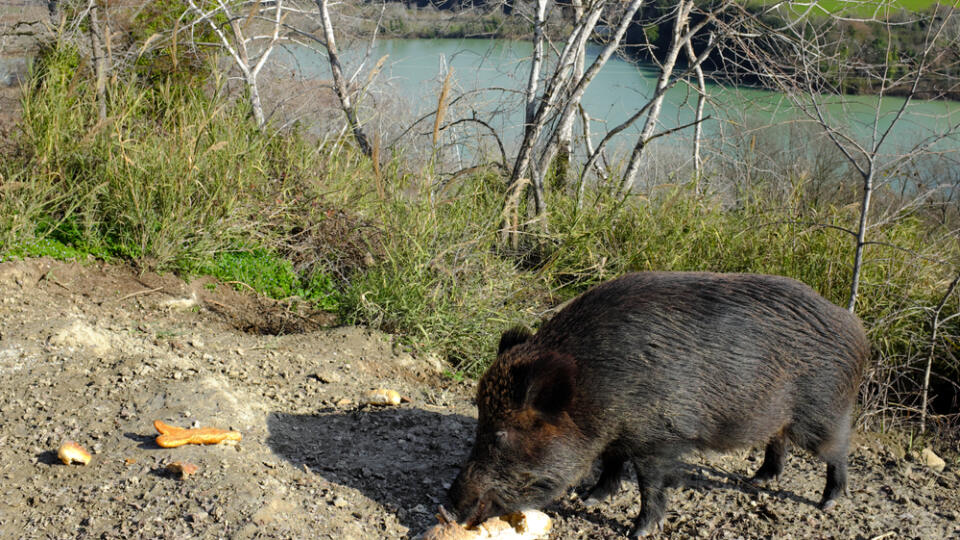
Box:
[337,172,538,374]
[200,249,340,311]
[0,43,343,311]
[1,237,89,262]
[332,165,958,382]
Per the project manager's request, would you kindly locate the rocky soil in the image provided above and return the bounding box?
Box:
[0,258,957,539]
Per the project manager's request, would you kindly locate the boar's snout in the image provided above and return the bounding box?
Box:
[446,465,471,516]
[448,462,501,527]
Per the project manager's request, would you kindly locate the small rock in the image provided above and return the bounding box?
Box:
[252,498,294,525]
[315,371,341,384]
[921,447,946,473]
[189,511,209,523]
[336,398,353,407]
[422,353,445,374]
[167,461,199,479]
[49,320,111,356]
[161,293,198,310]
[363,388,403,406]
[333,496,349,508]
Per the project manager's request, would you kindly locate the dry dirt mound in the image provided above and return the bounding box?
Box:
[0,258,957,539]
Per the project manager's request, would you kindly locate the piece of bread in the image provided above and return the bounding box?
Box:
[57,441,91,465]
[417,507,552,540]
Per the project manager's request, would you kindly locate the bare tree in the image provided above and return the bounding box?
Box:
[684,26,711,181]
[616,0,726,195]
[502,0,637,244]
[552,0,586,189]
[737,2,960,311]
[313,0,373,157]
[45,1,156,120]
[184,0,288,130]
[498,0,735,245]
[524,0,547,133]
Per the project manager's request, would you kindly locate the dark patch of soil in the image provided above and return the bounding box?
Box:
[0,258,957,539]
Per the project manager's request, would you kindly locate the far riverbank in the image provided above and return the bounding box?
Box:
[354,2,960,102]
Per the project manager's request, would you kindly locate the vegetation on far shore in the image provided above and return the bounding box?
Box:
[748,0,947,15]
[364,4,539,40]
[361,2,960,101]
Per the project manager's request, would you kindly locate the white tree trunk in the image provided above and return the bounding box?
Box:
[553,0,586,189]
[847,166,873,312]
[525,0,547,128]
[228,17,265,128]
[525,0,548,217]
[684,30,711,183]
[507,0,609,191]
[88,1,108,121]
[316,0,373,156]
[618,0,694,195]
[186,0,284,131]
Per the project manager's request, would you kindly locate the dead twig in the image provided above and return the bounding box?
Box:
[100,286,164,306]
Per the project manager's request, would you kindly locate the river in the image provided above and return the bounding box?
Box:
[275,38,960,178]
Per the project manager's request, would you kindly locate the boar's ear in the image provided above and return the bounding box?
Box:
[521,353,576,417]
[498,325,533,355]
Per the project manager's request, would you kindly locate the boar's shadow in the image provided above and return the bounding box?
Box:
[268,408,819,535]
[564,455,821,531]
[266,407,475,532]
[555,458,819,533]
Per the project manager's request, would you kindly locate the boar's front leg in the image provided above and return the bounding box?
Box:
[629,456,675,538]
[752,432,787,483]
[584,448,626,507]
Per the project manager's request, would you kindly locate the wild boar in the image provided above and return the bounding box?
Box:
[449,272,869,537]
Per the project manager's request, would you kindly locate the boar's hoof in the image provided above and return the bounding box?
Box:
[751,468,781,484]
[582,495,604,508]
[629,517,663,538]
[581,482,619,507]
[818,498,837,512]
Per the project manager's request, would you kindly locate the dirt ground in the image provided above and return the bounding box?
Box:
[0,258,957,539]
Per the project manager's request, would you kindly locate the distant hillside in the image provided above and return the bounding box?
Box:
[630,2,960,100]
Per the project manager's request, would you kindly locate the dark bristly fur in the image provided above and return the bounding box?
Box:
[448,272,869,538]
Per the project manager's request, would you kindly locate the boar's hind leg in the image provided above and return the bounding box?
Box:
[583,449,626,507]
[819,461,848,511]
[752,431,787,482]
[816,425,851,511]
[801,411,852,511]
[628,457,673,538]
